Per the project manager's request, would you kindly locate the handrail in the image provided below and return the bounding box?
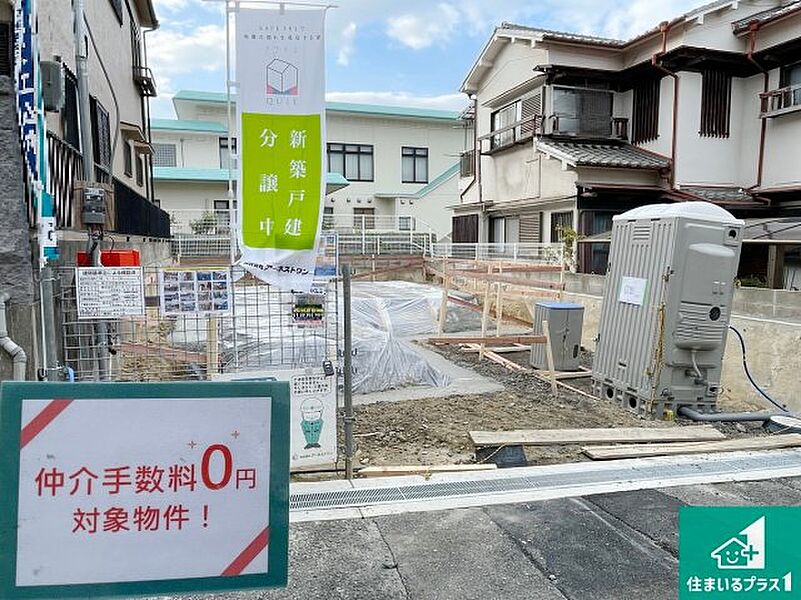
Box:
[760,83,801,117]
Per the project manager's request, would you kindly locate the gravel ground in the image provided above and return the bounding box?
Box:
[340,343,768,471]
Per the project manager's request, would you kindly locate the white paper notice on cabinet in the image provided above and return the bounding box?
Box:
[618,276,647,306]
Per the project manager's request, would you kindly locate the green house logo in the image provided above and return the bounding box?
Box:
[710,517,765,570]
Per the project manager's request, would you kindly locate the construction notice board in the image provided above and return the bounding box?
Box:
[0,381,289,598]
[76,267,145,320]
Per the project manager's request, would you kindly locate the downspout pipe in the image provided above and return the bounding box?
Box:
[0,293,27,381]
[746,23,768,190]
[651,21,679,189]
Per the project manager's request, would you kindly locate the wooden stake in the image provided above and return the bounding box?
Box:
[479,263,493,361]
[437,260,450,335]
[543,319,558,396]
[206,316,219,379]
[495,264,504,337]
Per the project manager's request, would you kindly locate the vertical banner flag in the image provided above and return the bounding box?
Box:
[236,7,327,292]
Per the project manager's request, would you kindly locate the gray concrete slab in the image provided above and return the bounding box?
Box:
[484,498,678,600]
[375,507,566,600]
[664,477,801,507]
[584,489,682,556]
[352,343,503,406]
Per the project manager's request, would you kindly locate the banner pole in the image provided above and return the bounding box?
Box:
[341,263,354,480]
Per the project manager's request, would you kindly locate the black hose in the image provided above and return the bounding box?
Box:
[728,325,788,412]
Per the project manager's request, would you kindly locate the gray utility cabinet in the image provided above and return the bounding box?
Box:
[530,302,584,371]
[591,202,743,418]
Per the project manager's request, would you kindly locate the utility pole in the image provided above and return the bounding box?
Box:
[73,0,108,380]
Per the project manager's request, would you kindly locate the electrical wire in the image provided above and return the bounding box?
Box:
[728,325,788,413]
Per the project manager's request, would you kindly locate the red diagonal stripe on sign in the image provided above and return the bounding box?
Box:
[221,527,270,577]
[20,399,73,449]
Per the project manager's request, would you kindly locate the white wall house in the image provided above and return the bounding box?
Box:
[456,0,801,274]
[152,90,465,239]
[20,0,166,237]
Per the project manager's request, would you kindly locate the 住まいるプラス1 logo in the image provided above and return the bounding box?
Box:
[679,507,799,598]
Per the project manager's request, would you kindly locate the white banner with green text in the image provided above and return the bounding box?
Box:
[236,7,327,292]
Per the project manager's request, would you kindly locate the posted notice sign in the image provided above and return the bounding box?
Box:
[76,267,145,320]
[0,381,289,598]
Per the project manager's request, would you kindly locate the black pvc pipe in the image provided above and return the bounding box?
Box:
[677,406,775,423]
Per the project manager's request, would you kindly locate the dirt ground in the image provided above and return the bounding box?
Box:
[341,344,766,471]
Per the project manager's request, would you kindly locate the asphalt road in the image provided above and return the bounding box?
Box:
[147,477,801,600]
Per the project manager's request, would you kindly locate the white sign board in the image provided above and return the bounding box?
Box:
[76,267,145,320]
[16,396,271,586]
[214,368,337,470]
[618,276,648,306]
[159,268,232,316]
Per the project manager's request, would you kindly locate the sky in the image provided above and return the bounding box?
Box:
[147,0,702,119]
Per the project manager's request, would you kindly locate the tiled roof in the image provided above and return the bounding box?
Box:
[171,91,463,121]
[536,139,670,170]
[500,23,625,47]
[732,1,801,33]
[680,186,756,204]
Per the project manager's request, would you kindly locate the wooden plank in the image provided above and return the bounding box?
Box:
[444,294,532,327]
[429,335,546,346]
[469,425,727,447]
[450,270,566,291]
[583,434,801,460]
[552,370,593,380]
[358,464,497,478]
[543,319,558,396]
[482,349,529,373]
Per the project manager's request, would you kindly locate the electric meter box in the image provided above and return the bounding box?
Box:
[81,187,107,225]
[530,302,584,372]
[591,202,743,418]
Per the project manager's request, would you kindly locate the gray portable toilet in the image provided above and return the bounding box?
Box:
[531,302,585,371]
[591,202,743,418]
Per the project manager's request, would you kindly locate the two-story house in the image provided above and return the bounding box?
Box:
[31,0,168,240]
[456,0,801,273]
[152,90,465,239]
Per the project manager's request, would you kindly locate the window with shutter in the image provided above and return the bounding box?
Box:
[520,92,542,137]
[632,78,660,144]
[700,70,732,138]
[90,97,112,178]
[520,213,542,243]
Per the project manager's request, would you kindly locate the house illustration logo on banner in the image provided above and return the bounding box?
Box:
[710,516,766,570]
[266,59,299,96]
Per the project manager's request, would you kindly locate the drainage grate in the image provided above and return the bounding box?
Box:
[290,451,801,512]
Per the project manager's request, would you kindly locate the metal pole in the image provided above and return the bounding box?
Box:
[74,0,94,182]
[341,263,354,480]
[74,0,108,380]
[40,267,60,381]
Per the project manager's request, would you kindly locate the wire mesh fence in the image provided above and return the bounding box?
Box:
[56,265,338,383]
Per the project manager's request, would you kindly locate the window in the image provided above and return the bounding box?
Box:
[219,137,237,170]
[214,199,229,210]
[550,211,574,243]
[398,216,412,231]
[327,143,373,181]
[700,70,732,138]
[123,142,132,177]
[402,147,428,183]
[780,62,801,88]
[552,87,613,137]
[62,69,80,149]
[489,217,505,243]
[90,96,112,179]
[135,155,143,187]
[153,143,177,167]
[0,22,12,77]
[353,207,375,229]
[491,103,519,148]
[632,79,660,144]
[452,214,478,243]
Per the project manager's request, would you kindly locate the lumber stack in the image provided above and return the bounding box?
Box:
[468,426,801,464]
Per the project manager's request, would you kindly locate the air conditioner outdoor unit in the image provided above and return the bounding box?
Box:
[591,202,743,418]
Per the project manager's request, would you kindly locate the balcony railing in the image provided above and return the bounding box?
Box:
[133,65,157,97]
[760,83,801,118]
[477,114,629,154]
[47,133,84,229]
